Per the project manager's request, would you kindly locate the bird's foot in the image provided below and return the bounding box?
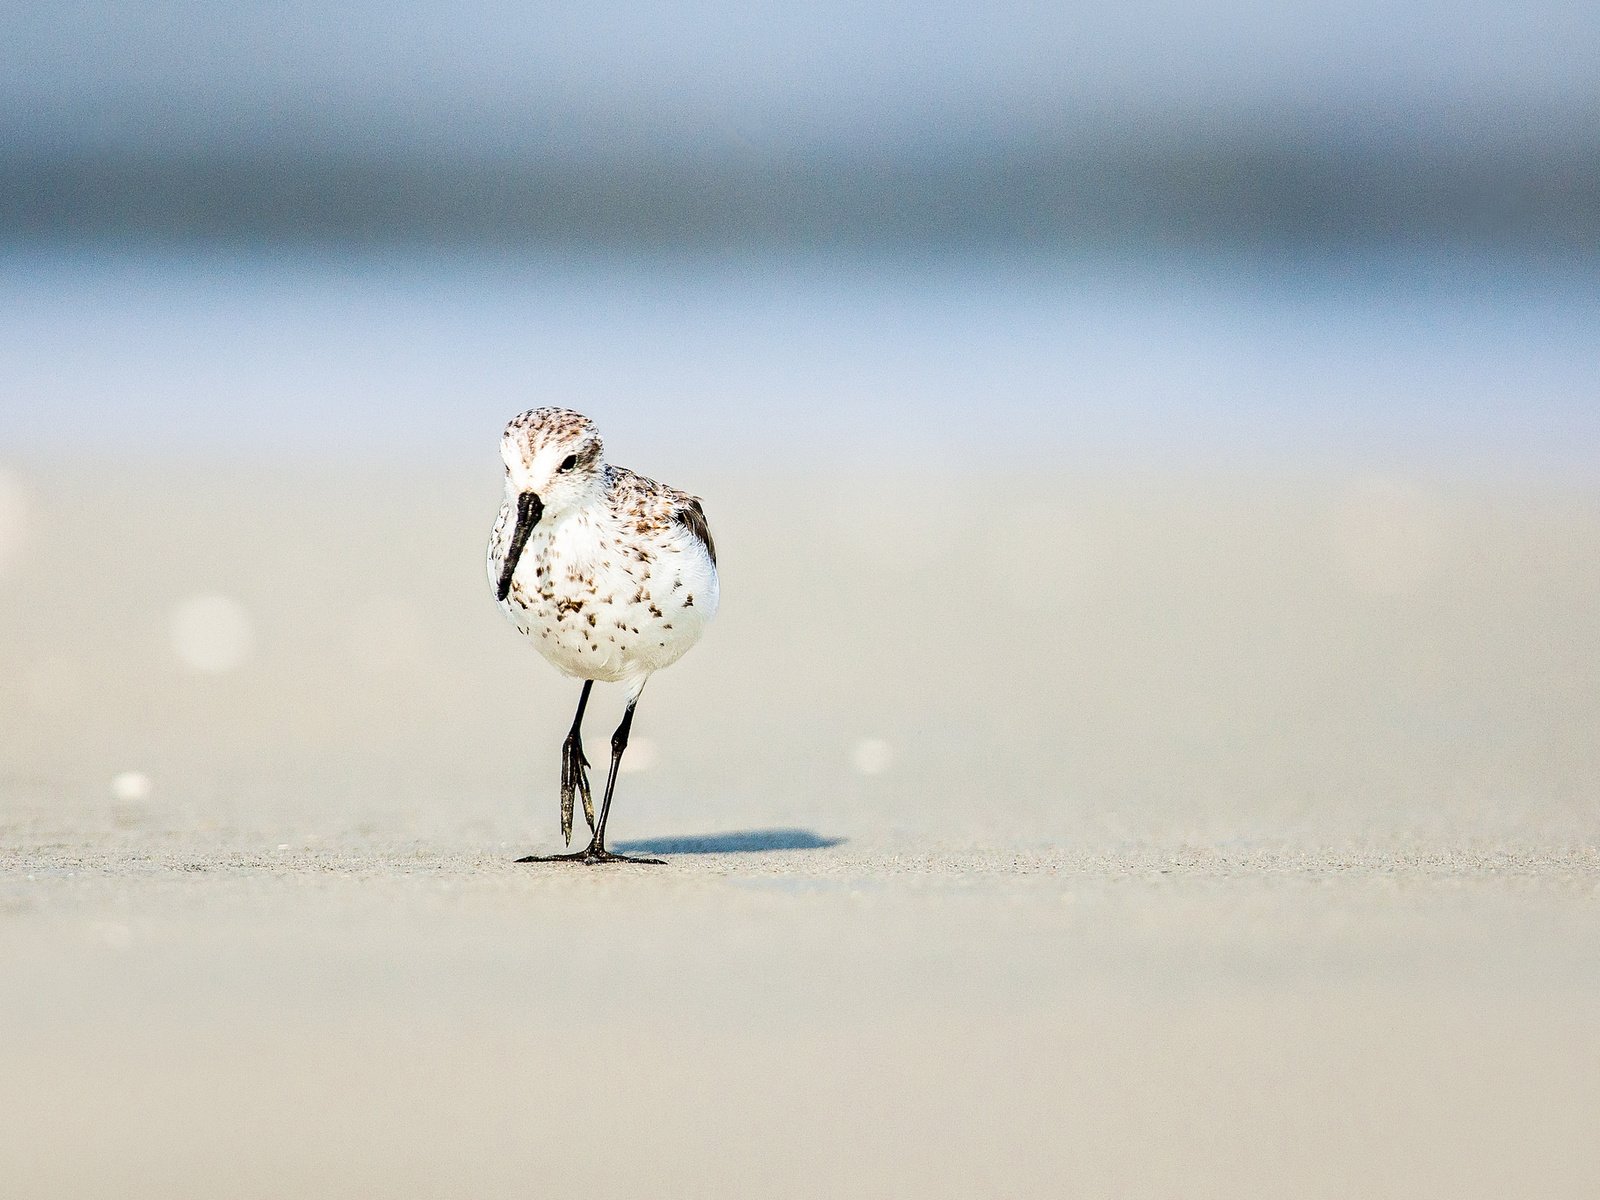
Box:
[516,846,666,866]
[559,734,595,844]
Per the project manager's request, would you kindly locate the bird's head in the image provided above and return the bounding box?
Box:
[500,408,606,512]
[496,408,606,601]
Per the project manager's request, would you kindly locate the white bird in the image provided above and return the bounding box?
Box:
[487,408,719,864]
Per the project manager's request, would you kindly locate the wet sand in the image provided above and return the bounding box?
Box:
[3,462,1598,1197]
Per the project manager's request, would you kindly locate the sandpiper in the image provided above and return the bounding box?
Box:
[487,408,719,864]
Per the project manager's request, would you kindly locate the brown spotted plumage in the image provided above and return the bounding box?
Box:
[486,408,720,865]
[678,498,717,566]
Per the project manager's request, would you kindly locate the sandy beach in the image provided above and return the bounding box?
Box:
[3,461,1598,1197]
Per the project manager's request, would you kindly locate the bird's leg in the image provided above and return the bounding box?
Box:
[587,697,663,863]
[559,680,595,845]
[518,691,664,865]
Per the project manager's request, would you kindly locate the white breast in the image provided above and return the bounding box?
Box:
[492,504,718,688]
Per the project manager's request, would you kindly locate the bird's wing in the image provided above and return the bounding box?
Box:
[676,498,717,566]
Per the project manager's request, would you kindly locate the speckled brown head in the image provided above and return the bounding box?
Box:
[501,409,604,488]
[496,408,607,601]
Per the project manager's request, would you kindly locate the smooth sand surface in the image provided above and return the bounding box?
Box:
[3,462,1599,1197]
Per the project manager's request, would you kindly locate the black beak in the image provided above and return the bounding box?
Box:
[496,491,544,602]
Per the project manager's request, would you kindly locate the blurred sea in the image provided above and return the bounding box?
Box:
[1,247,1595,476]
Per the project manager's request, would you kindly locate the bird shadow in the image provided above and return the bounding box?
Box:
[614,828,846,856]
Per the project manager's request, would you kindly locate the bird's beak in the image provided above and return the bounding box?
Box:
[497,491,544,602]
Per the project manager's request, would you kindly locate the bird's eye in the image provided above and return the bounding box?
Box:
[558,454,577,473]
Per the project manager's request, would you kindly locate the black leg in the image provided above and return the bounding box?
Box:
[588,698,662,861]
[559,680,594,845]
[518,690,664,866]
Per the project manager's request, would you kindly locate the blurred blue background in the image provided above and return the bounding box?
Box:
[1,0,1596,467]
